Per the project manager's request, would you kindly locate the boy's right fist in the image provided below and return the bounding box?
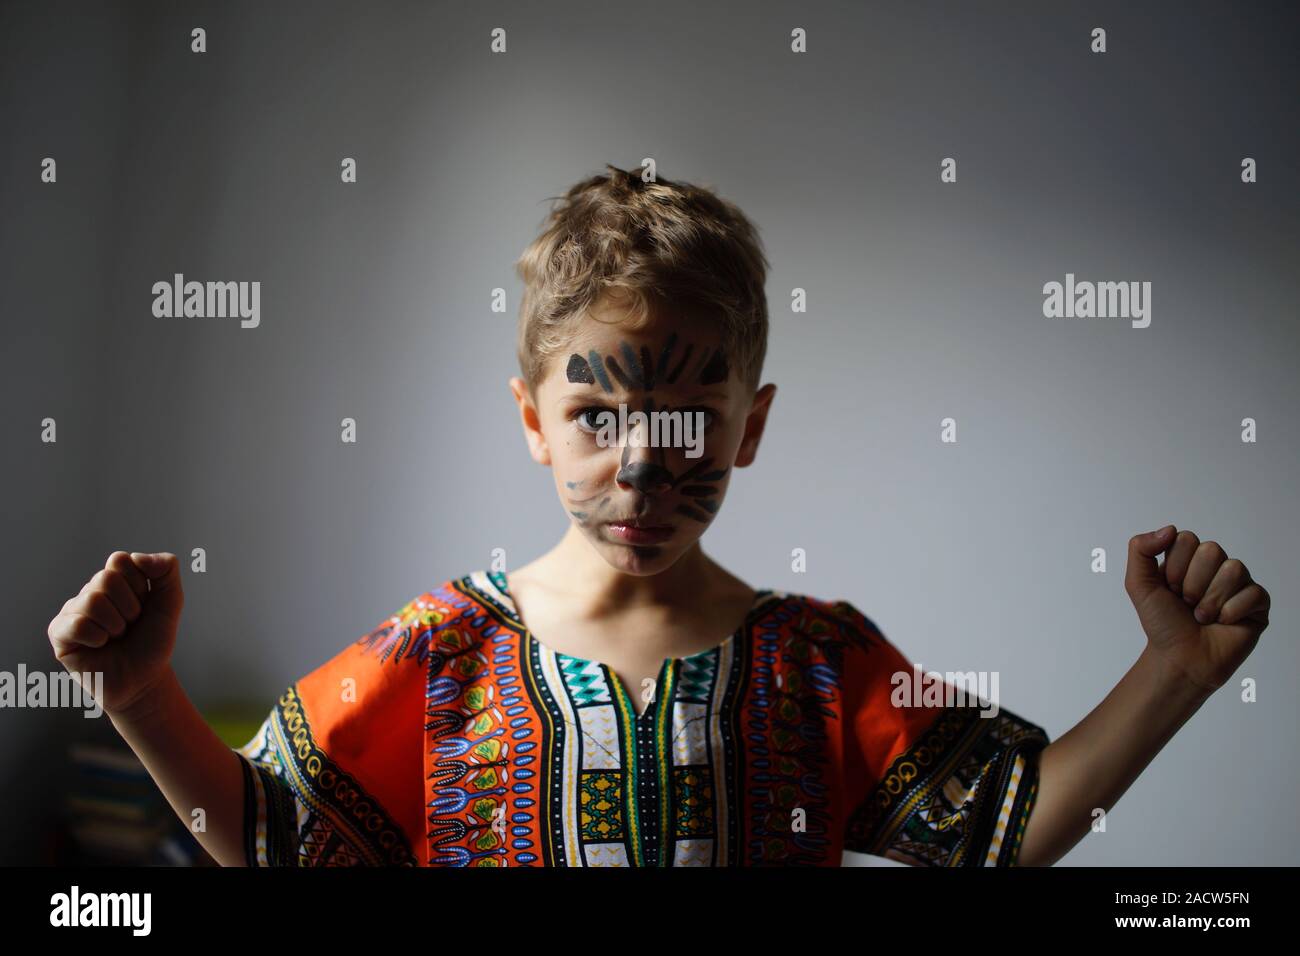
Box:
[47,551,185,718]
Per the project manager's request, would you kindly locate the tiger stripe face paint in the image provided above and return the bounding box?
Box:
[519,298,773,575]
[564,332,732,535]
[564,331,730,394]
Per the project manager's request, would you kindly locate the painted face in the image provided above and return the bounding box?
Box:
[527,300,760,573]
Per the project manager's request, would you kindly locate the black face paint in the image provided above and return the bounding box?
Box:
[563,334,733,527]
[669,457,729,522]
[615,395,676,494]
[565,332,730,395]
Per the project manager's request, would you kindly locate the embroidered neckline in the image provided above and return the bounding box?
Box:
[453,569,788,718]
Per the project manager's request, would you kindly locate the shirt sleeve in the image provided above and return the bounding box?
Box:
[233,593,436,866]
[834,601,1051,866]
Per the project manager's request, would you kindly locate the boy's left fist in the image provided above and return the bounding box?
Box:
[1125,525,1271,696]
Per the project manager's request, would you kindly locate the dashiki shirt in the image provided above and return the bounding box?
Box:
[235,569,1050,867]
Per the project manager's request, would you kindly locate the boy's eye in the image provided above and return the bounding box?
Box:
[679,407,717,429]
[574,407,614,432]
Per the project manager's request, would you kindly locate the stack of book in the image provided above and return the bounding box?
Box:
[61,742,211,866]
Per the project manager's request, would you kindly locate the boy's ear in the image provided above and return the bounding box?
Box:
[509,376,552,466]
[734,383,777,468]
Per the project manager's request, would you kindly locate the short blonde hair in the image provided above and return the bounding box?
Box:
[514,164,770,401]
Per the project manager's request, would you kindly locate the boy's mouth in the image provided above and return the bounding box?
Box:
[607,517,671,529]
[605,520,675,544]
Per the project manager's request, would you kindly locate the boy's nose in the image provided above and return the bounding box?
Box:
[612,404,676,494]
[615,458,674,495]
[615,423,674,493]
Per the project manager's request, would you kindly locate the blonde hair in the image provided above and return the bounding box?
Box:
[514,164,770,401]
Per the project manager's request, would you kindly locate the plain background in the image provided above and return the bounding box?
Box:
[2,0,1297,866]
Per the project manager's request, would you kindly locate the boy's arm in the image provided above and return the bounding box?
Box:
[107,667,249,868]
[1016,648,1207,866]
[1017,525,1270,867]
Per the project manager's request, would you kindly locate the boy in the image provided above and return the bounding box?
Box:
[47,165,1271,867]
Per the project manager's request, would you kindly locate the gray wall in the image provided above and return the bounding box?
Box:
[1,0,1296,865]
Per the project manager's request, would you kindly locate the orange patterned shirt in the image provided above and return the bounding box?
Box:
[235,569,1049,866]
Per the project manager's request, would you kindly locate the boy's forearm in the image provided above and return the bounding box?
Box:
[1016,647,1211,867]
[107,667,248,867]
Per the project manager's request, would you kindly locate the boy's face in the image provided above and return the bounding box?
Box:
[510,296,776,576]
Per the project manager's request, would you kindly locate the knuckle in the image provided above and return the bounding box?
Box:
[1198,539,1225,559]
[59,614,89,642]
[85,591,113,618]
[1223,557,1248,579]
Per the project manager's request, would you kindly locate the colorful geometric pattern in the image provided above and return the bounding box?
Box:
[236,569,1051,866]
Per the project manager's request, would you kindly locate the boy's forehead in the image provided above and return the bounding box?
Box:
[543,318,736,399]
[566,306,720,349]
